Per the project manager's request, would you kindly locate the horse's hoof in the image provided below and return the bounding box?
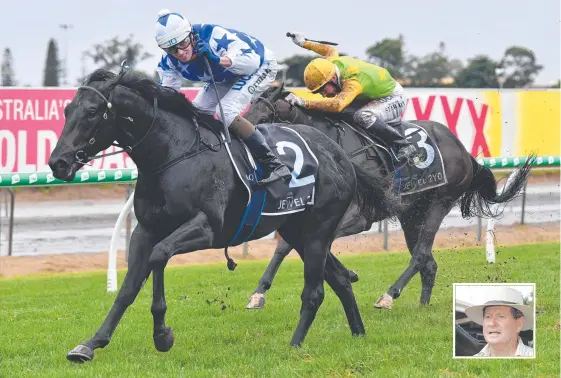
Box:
[154,327,175,352]
[374,294,393,310]
[348,270,359,283]
[67,344,94,363]
[352,330,366,337]
[246,293,266,309]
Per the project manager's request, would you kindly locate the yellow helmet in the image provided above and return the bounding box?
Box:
[304,58,336,92]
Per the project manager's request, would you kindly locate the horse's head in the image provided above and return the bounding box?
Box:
[49,64,171,180]
[48,69,125,180]
[246,81,300,124]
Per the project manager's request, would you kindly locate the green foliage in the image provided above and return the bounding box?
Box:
[1,47,16,86]
[500,46,543,88]
[280,54,315,86]
[43,39,60,87]
[80,35,152,82]
[455,55,500,88]
[365,35,406,79]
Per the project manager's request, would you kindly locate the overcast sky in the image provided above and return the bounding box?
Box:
[1,0,559,87]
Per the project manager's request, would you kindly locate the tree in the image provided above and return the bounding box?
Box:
[407,42,458,87]
[279,54,315,86]
[500,46,543,88]
[1,48,16,86]
[365,35,406,79]
[82,35,152,74]
[454,55,499,88]
[43,39,61,87]
[447,58,465,79]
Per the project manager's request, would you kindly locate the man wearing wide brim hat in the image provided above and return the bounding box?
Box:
[464,286,534,357]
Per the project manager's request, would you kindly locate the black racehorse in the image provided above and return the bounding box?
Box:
[48,68,389,362]
[243,83,534,310]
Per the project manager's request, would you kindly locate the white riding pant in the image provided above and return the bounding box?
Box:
[192,49,278,127]
[353,82,407,127]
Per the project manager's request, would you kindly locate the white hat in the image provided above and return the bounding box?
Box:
[154,9,192,49]
[464,286,534,331]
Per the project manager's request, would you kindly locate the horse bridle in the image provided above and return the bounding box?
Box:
[74,84,158,166]
[253,95,298,124]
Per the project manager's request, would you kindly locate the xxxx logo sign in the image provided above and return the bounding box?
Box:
[402,93,494,157]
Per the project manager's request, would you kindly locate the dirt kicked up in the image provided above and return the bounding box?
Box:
[1,221,558,278]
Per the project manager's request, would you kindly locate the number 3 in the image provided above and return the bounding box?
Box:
[405,128,435,169]
[276,141,315,188]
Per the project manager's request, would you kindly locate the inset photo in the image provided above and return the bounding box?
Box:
[454,283,535,358]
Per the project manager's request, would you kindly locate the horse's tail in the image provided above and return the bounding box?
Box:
[459,154,535,219]
[352,162,403,220]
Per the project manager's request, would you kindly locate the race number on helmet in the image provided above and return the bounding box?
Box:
[154,9,192,49]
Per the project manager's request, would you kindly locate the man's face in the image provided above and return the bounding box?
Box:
[482,306,524,346]
[165,36,195,62]
[319,80,339,98]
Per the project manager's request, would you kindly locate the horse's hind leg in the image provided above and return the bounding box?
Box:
[374,203,424,309]
[66,224,159,363]
[280,204,359,346]
[380,200,453,308]
[330,207,371,283]
[247,206,366,310]
[246,238,293,309]
[279,222,328,347]
[324,253,365,335]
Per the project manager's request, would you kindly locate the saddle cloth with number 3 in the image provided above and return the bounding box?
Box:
[224,123,318,246]
[393,121,448,195]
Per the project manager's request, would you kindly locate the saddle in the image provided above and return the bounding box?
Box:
[277,97,448,196]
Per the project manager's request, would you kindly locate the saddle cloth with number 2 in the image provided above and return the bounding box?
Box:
[224,123,318,246]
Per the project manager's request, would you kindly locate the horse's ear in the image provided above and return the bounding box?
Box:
[270,80,285,99]
[118,60,130,78]
[278,80,285,94]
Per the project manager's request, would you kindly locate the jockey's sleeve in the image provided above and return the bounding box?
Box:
[209,27,261,76]
[156,57,183,91]
[303,41,339,58]
[303,79,363,112]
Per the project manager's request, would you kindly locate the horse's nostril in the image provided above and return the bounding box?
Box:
[56,160,69,170]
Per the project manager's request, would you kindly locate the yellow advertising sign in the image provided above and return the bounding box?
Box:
[287,88,560,158]
[515,91,560,156]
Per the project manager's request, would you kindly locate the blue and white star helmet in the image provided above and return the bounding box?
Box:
[154,9,192,49]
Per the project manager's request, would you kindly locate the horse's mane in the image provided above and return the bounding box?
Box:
[84,68,222,129]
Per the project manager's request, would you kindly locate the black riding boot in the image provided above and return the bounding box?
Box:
[244,129,292,186]
[366,119,416,161]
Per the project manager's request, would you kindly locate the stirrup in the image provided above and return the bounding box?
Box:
[396,145,417,161]
[255,166,291,186]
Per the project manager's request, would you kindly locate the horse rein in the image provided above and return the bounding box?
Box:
[75,84,222,175]
[253,96,298,124]
[74,85,158,166]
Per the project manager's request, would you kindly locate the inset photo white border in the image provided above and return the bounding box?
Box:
[453,283,536,359]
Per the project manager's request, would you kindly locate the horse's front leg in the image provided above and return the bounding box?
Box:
[148,212,215,352]
[67,224,160,363]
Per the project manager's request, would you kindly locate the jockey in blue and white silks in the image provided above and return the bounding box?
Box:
[154,9,291,186]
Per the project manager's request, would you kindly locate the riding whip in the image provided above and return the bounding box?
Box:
[195,35,232,144]
[286,32,338,46]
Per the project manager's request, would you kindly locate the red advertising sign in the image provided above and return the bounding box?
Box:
[0,88,200,173]
[402,92,493,157]
[0,87,496,173]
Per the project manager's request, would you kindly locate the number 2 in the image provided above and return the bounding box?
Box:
[276,141,315,188]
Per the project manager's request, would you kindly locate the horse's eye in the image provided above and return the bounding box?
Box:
[87,108,97,118]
